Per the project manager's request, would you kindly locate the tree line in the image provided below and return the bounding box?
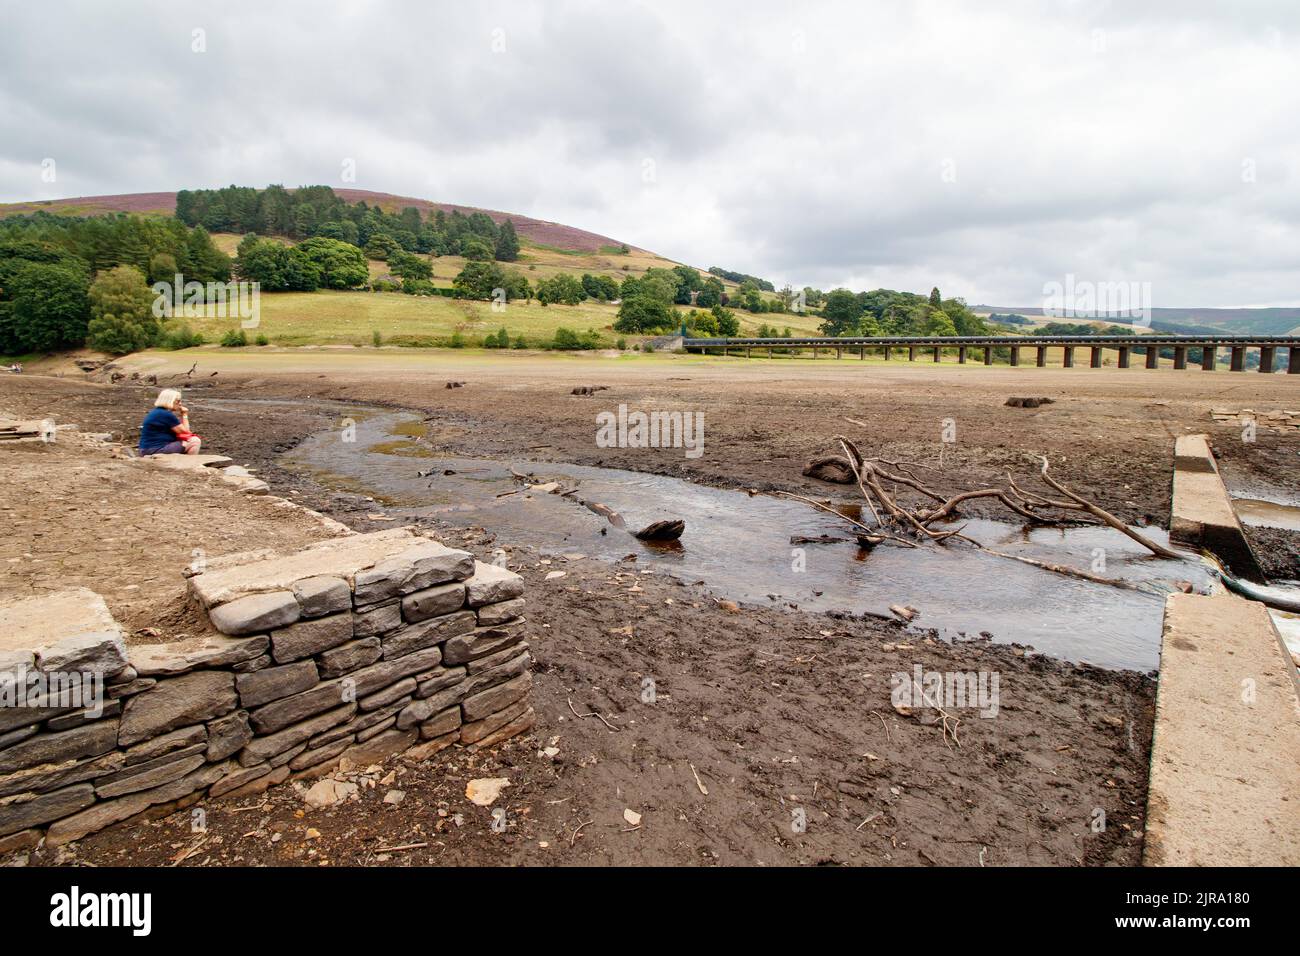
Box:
[176,185,521,262]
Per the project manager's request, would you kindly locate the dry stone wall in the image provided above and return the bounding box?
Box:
[0,528,532,849]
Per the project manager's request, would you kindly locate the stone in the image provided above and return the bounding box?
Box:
[383,789,405,805]
[464,561,525,607]
[289,737,353,772]
[0,726,38,751]
[217,764,288,800]
[232,655,272,674]
[466,707,535,751]
[209,591,300,636]
[801,455,855,484]
[477,597,525,626]
[45,699,122,732]
[405,732,457,760]
[352,541,475,605]
[462,672,533,722]
[124,725,207,766]
[268,743,308,768]
[0,784,95,837]
[188,529,422,607]
[95,750,207,799]
[401,582,466,623]
[106,665,138,685]
[0,828,41,854]
[423,652,528,715]
[317,638,382,679]
[208,763,272,799]
[359,677,417,713]
[352,601,401,638]
[0,721,119,773]
[128,634,268,677]
[106,678,156,700]
[205,711,252,761]
[419,706,461,740]
[356,717,396,743]
[0,589,127,678]
[117,671,238,746]
[397,693,457,731]
[468,641,531,676]
[302,777,358,809]
[239,703,356,766]
[382,611,475,660]
[338,728,417,768]
[414,665,466,699]
[269,613,353,664]
[0,750,125,799]
[236,660,319,708]
[442,623,525,666]
[465,777,510,806]
[461,698,531,745]
[248,677,355,735]
[292,576,351,617]
[348,645,444,698]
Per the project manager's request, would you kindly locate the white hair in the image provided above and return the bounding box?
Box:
[154,388,182,409]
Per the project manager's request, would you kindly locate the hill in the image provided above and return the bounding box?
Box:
[975,305,1300,336]
[0,188,632,254]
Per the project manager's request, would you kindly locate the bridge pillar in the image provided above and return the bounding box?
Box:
[1118,346,1130,369]
[768,347,773,359]
[1174,346,1187,370]
[958,346,967,364]
[884,346,891,361]
[908,346,916,361]
[984,346,993,365]
[859,346,865,360]
[1202,346,1216,371]
[1290,346,1300,373]
[1145,347,1159,369]
[836,347,842,360]
[1258,346,1275,372]
[746,347,751,359]
[1230,347,1245,372]
[722,345,728,357]
[1036,346,1047,367]
[1090,346,1103,368]
[932,346,941,362]
[1062,346,1074,368]
[1010,346,1020,366]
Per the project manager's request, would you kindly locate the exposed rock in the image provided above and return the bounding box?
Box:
[316,638,382,679]
[117,671,238,746]
[289,737,353,772]
[414,665,466,699]
[338,728,417,768]
[95,750,207,799]
[0,721,119,773]
[205,711,252,761]
[291,576,351,618]
[209,591,300,636]
[302,777,359,809]
[400,582,466,623]
[0,784,95,837]
[214,764,288,801]
[464,562,525,607]
[356,717,396,743]
[462,672,533,722]
[404,732,458,760]
[381,611,475,660]
[352,541,475,605]
[442,624,525,666]
[124,725,207,766]
[106,677,157,699]
[249,678,351,735]
[45,699,122,732]
[207,762,272,798]
[269,613,353,664]
[352,601,401,638]
[466,707,535,751]
[128,634,268,677]
[236,660,319,708]
[359,678,417,713]
[231,654,272,674]
[419,706,461,740]
[461,698,531,745]
[239,703,356,766]
[476,598,525,626]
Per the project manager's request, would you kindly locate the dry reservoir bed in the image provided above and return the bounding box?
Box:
[4,355,1299,866]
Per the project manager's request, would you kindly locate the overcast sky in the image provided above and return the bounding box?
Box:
[2,1,1298,307]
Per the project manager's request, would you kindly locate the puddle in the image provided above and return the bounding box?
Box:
[271,408,1215,672]
[1232,498,1300,533]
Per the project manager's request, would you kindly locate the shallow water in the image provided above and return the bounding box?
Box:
[1233,498,1300,533]
[271,407,1215,672]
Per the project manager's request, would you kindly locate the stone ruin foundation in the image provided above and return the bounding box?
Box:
[0,528,533,849]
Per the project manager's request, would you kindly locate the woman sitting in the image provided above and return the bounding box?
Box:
[139,388,202,455]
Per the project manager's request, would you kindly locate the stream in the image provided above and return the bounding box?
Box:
[256,404,1217,672]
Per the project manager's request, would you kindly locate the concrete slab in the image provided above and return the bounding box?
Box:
[1169,434,1265,581]
[1145,591,1300,866]
[0,588,127,675]
[136,454,233,470]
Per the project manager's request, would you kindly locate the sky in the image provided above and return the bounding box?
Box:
[2,0,1298,307]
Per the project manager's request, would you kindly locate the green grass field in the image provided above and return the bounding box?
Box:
[174,286,823,349]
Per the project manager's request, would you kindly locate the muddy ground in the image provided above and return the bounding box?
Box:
[2,358,1296,866]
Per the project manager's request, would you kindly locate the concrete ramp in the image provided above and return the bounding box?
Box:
[1169,434,1265,581]
[1144,591,1300,865]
